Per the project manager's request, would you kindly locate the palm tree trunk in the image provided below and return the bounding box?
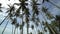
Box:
[12,25,13,34]
[59,21,60,32]
[45,23,56,34]
[17,28,18,34]
[0,15,9,25]
[2,21,9,34]
[22,15,23,34]
[27,23,29,34]
[14,27,16,34]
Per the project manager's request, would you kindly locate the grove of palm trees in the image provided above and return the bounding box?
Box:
[0,0,60,34]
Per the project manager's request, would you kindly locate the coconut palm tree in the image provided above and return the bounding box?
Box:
[0,0,60,34]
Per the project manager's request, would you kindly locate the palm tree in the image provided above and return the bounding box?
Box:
[30,0,41,34]
[40,4,56,34]
[0,0,60,34]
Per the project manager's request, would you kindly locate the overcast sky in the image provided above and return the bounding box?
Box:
[0,0,60,34]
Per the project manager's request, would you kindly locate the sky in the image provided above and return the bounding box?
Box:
[0,0,60,34]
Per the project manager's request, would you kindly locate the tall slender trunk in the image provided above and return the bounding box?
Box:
[12,25,13,34]
[17,28,18,34]
[0,14,9,25]
[14,27,16,34]
[2,21,9,34]
[22,15,23,34]
[27,23,29,34]
[35,23,37,34]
